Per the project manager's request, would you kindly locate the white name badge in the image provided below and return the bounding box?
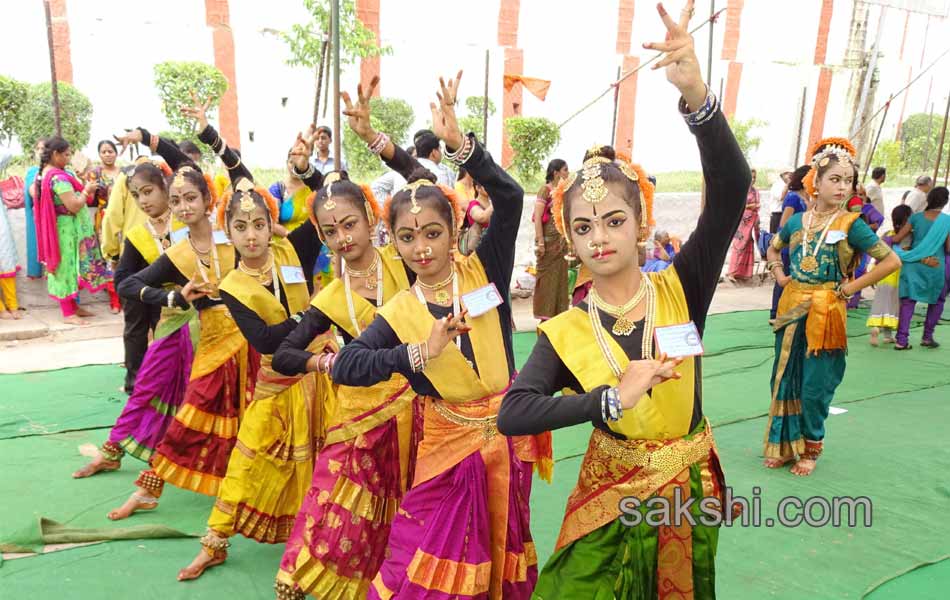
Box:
[461,283,504,318]
[212,230,230,245]
[169,227,189,244]
[280,265,307,284]
[825,230,847,244]
[653,321,705,358]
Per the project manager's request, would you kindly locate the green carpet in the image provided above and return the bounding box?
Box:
[1,309,947,598]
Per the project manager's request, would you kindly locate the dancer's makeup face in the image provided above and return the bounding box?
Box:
[315,198,372,264]
[815,162,854,206]
[129,173,169,218]
[568,190,640,278]
[228,203,270,260]
[168,181,207,226]
[392,204,453,279]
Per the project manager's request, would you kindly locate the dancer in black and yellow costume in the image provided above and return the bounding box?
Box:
[499,3,751,596]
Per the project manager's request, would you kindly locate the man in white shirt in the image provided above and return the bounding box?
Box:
[769,168,792,233]
[865,166,886,216]
[413,129,457,188]
[904,175,933,213]
[310,126,347,175]
[370,145,415,202]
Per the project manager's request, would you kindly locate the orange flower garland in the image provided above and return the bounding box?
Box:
[804,136,857,197]
[215,183,280,230]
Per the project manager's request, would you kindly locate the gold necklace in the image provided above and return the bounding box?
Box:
[416,268,455,305]
[589,279,647,336]
[238,254,274,285]
[344,251,380,290]
[588,276,657,379]
[146,211,172,250]
[800,209,839,273]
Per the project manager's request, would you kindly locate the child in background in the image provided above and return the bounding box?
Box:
[868,205,913,345]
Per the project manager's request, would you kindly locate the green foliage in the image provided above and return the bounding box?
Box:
[281,0,390,68]
[728,116,766,161]
[153,61,228,140]
[870,139,902,175]
[899,112,945,173]
[342,97,415,180]
[0,75,28,145]
[13,81,93,155]
[458,96,496,142]
[505,116,560,184]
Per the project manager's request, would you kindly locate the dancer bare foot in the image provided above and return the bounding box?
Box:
[73,455,121,478]
[107,492,158,520]
[0,310,12,320]
[63,315,89,326]
[790,458,817,476]
[178,547,227,581]
[76,306,94,317]
[869,327,879,346]
[11,309,22,319]
[763,456,793,469]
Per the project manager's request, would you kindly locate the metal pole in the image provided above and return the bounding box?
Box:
[924,102,934,170]
[706,0,716,88]
[331,0,341,166]
[864,96,891,183]
[483,49,490,145]
[610,66,621,147]
[850,6,886,139]
[932,92,950,185]
[43,0,62,137]
[794,87,807,167]
[944,139,950,186]
[313,39,329,124]
[321,38,331,119]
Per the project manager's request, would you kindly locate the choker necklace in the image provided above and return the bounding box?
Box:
[588,276,657,378]
[414,269,463,354]
[343,251,384,336]
[344,251,380,290]
[146,211,172,251]
[415,268,455,306]
[800,209,840,273]
[190,233,221,299]
[589,279,648,336]
[240,253,279,305]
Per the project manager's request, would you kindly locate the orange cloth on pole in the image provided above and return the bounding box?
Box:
[502,75,551,101]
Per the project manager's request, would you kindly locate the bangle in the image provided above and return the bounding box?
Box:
[148,132,159,153]
[443,134,475,166]
[225,156,243,171]
[601,387,623,422]
[836,283,855,301]
[679,87,719,127]
[367,132,390,155]
[166,290,176,308]
[139,287,147,301]
[215,137,227,156]
[766,260,783,272]
[293,163,315,181]
[291,311,304,323]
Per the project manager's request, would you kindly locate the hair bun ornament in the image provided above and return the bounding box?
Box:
[216,179,279,230]
[382,179,464,233]
[804,136,857,196]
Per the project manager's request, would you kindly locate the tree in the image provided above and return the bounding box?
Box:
[13,81,93,155]
[728,116,766,161]
[870,139,902,175]
[342,97,415,180]
[458,96,496,142]
[505,116,560,186]
[153,61,228,157]
[282,0,389,69]
[900,112,944,173]
[0,75,28,145]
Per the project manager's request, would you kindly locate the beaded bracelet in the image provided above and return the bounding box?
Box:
[368,132,390,155]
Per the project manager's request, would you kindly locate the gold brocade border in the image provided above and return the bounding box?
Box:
[175,403,239,439]
[282,548,372,599]
[323,382,414,446]
[501,542,538,583]
[762,321,805,459]
[317,474,400,524]
[406,549,492,595]
[151,454,221,496]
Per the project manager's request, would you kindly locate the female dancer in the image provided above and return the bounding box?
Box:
[764,137,900,475]
[330,72,550,600]
[534,158,570,320]
[273,149,417,598]
[72,160,196,478]
[498,3,747,594]
[867,205,912,346]
[892,187,950,349]
[110,125,255,519]
[727,168,760,282]
[34,136,121,324]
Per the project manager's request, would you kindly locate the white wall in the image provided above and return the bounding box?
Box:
[1,0,948,176]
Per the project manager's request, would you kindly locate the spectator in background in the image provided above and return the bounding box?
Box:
[769,164,811,321]
[178,140,202,165]
[413,129,456,188]
[904,175,933,213]
[866,166,886,215]
[369,145,415,205]
[23,138,46,278]
[769,167,792,233]
[310,125,346,175]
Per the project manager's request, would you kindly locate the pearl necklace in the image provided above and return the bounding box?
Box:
[587,275,657,378]
[588,278,648,336]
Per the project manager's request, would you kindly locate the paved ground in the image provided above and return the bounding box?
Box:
[0,280,776,374]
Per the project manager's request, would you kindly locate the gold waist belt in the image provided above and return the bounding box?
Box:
[431,400,499,441]
[593,421,714,472]
[788,280,838,291]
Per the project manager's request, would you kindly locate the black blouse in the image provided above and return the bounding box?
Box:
[330,136,523,398]
[497,107,750,438]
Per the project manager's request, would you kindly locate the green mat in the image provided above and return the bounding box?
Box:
[2,309,947,599]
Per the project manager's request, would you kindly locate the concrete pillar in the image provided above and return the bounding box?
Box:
[808,0,835,149]
[356,0,381,96]
[498,0,521,168]
[49,0,73,83]
[205,0,241,149]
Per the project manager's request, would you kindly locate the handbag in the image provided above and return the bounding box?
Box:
[0,175,24,209]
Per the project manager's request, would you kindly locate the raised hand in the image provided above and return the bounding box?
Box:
[430,70,464,150]
[425,309,471,358]
[289,131,312,171]
[113,129,143,155]
[181,91,212,132]
[341,77,379,143]
[643,1,706,111]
